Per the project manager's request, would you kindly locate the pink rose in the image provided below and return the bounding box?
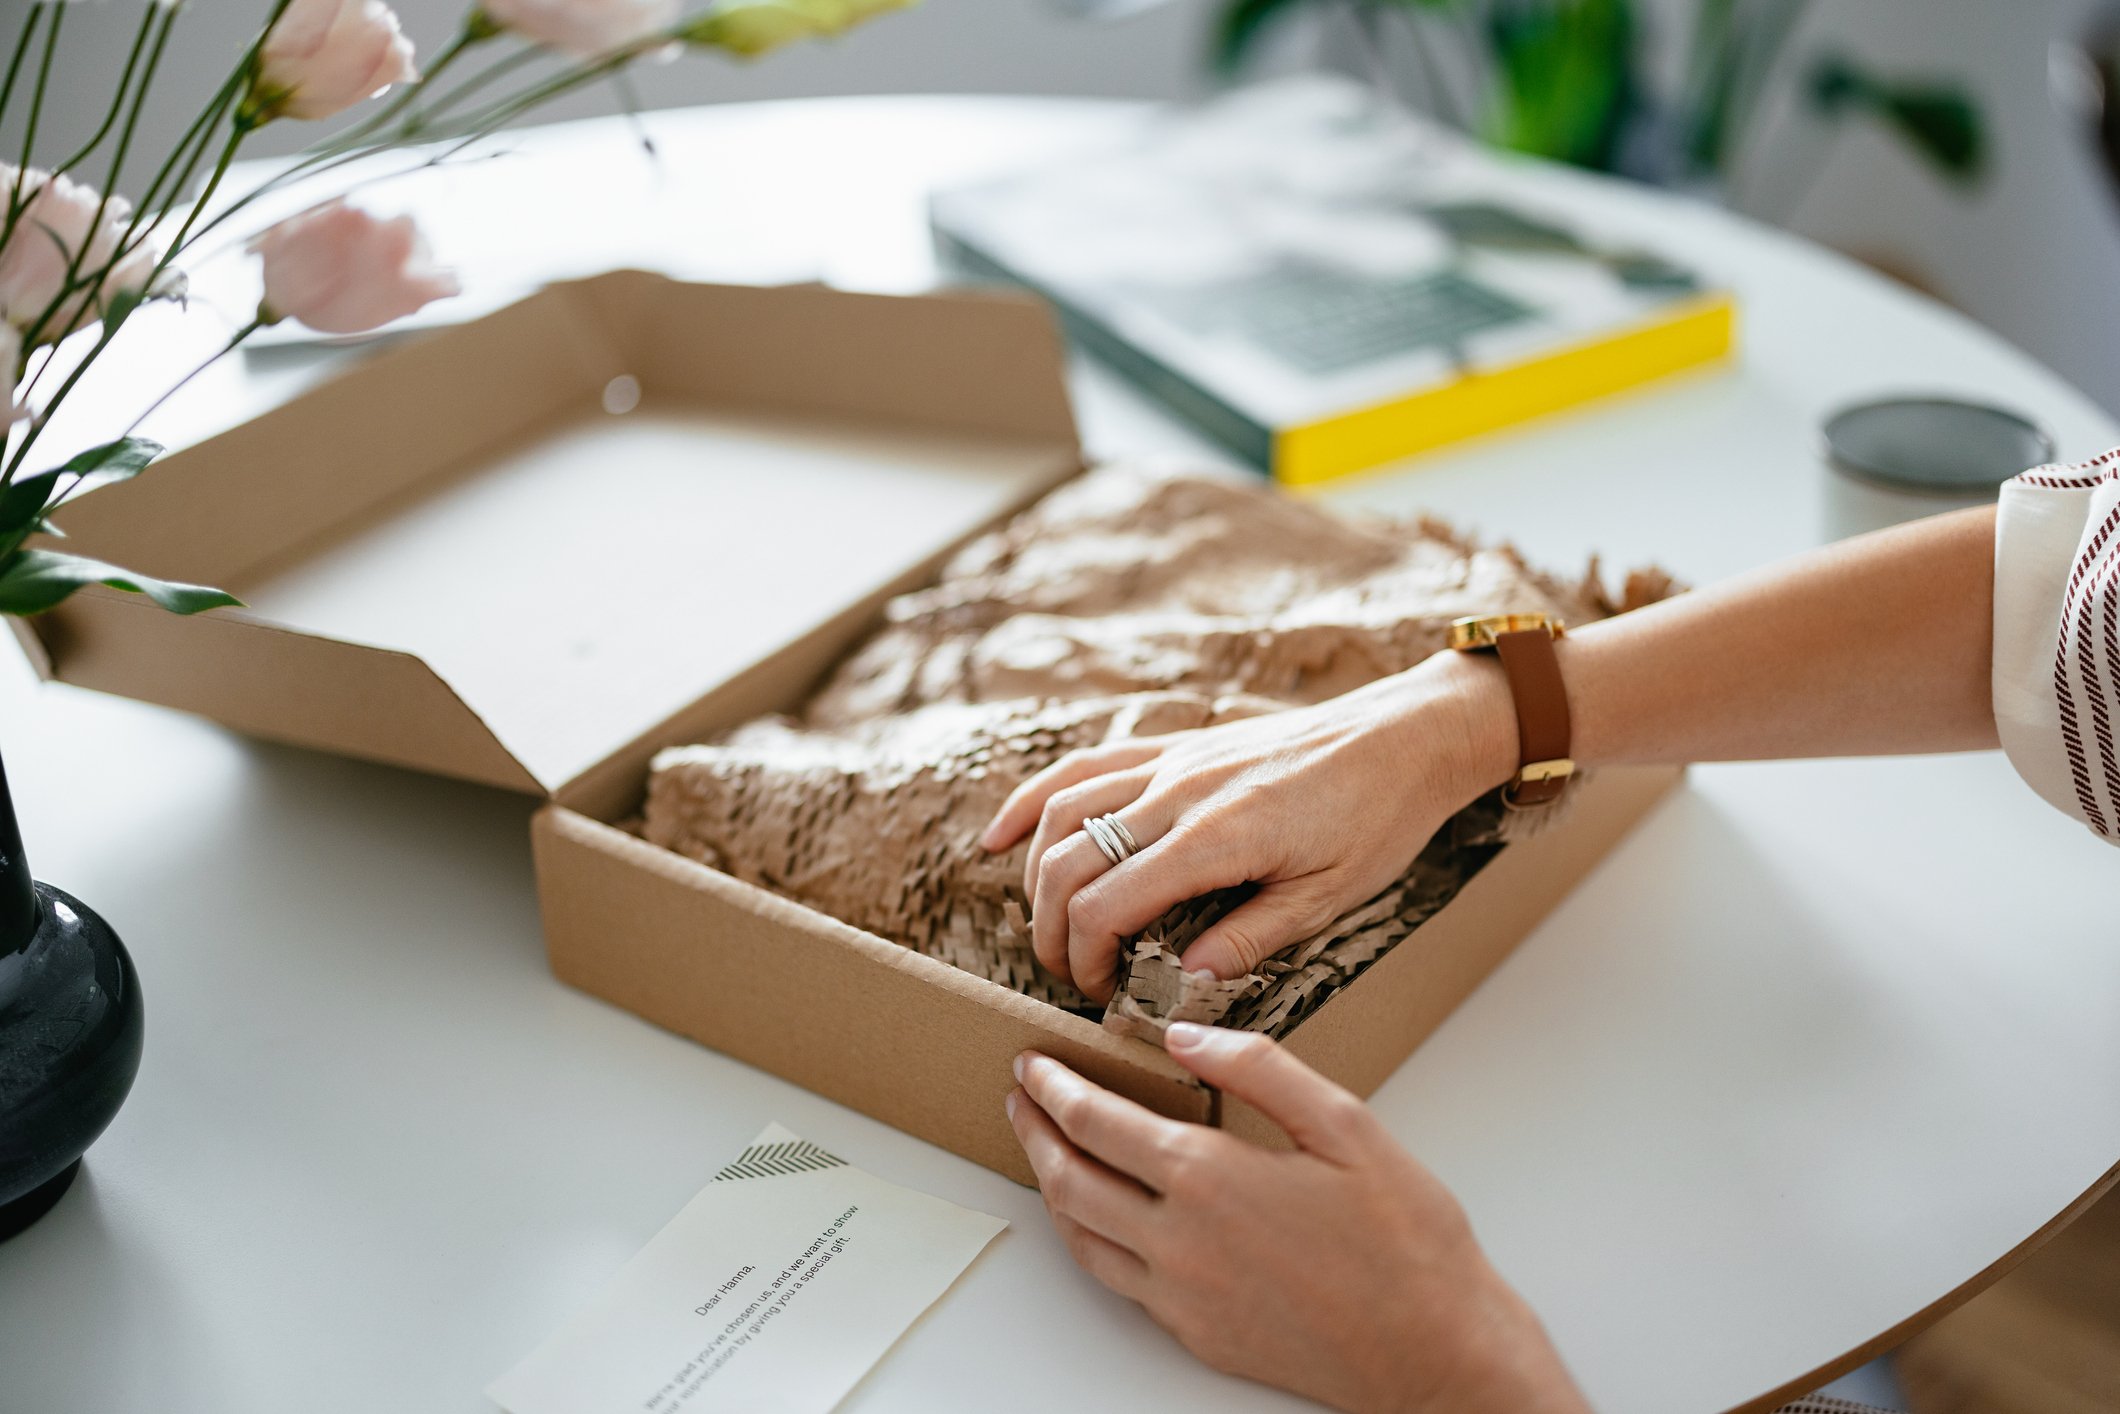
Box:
[0,166,168,346]
[483,0,678,59]
[252,0,418,123]
[250,200,459,335]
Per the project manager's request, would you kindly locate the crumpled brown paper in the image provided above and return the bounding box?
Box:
[642,465,1672,1038]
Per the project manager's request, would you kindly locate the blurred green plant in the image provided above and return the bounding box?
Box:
[1210,0,1988,200]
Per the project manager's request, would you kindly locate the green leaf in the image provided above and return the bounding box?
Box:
[1875,87,1985,180]
[0,547,241,618]
[0,436,163,560]
[0,474,61,545]
[1808,53,1867,112]
[1808,54,1987,184]
[55,434,162,480]
[0,435,161,529]
[1483,0,1638,172]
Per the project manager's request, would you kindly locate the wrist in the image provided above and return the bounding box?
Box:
[1386,1258,1592,1414]
[1396,650,1521,805]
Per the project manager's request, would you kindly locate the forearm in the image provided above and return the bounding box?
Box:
[1433,506,1999,788]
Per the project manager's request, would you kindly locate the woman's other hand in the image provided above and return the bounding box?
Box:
[1006,1025,1590,1414]
[982,652,1514,1002]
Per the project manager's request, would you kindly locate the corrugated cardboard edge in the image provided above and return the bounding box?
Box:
[533,805,1209,1186]
[7,616,52,680]
[1219,764,1685,1150]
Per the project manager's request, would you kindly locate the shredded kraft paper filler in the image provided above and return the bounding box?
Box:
[642,465,1672,1041]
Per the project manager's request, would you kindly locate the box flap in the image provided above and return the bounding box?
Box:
[37,592,544,792]
[23,274,1081,796]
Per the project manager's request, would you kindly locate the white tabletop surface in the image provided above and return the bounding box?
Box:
[3,95,2117,1414]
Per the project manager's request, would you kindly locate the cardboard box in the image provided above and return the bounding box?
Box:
[18,273,1679,1183]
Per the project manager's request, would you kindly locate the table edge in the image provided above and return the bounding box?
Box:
[1725,1152,2120,1413]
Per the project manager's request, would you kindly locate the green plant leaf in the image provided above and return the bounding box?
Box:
[1808,54,1987,183]
[1484,0,1638,172]
[0,436,164,560]
[1875,87,1985,179]
[0,547,241,618]
[55,434,162,480]
[0,476,59,546]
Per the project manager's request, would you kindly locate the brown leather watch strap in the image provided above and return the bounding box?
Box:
[1492,627,1574,808]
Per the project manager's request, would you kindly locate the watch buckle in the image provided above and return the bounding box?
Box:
[1501,757,1576,810]
[1448,613,1567,652]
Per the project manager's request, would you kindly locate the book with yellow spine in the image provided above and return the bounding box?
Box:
[932,78,1737,488]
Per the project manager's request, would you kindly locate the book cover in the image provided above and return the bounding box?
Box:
[932,77,1737,487]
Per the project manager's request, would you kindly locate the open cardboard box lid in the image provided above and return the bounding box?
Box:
[16,273,1084,806]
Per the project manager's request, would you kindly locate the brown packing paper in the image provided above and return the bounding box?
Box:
[23,276,1683,1181]
[638,465,1676,1042]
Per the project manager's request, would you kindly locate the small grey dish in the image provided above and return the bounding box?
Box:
[1823,396,2057,495]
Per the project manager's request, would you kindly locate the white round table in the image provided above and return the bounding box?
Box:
[2,96,2115,1414]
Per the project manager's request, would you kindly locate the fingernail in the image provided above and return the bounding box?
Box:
[1004,1091,1018,1120]
[1012,1053,1028,1083]
[1187,966,1217,980]
[1165,1022,1209,1052]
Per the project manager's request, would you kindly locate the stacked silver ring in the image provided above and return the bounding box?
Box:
[1084,813,1138,867]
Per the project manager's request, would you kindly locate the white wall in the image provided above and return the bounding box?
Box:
[6,0,2117,416]
[0,0,1232,161]
[1766,0,2120,420]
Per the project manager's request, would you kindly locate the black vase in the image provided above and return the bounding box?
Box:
[0,750,143,1240]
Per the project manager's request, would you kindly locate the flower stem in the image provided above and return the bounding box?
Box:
[3,318,122,484]
[121,320,262,442]
[115,75,242,263]
[6,311,246,525]
[308,27,479,157]
[4,115,245,486]
[0,6,45,157]
[412,44,549,129]
[13,1,176,354]
[420,45,646,144]
[47,0,159,182]
[5,1,64,245]
[175,31,661,256]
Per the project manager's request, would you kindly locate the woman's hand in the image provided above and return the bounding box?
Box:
[982,651,1515,1002]
[1007,1024,1591,1414]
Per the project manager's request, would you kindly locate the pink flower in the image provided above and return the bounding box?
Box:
[0,166,169,346]
[250,201,459,335]
[252,0,418,123]
[483,0,677,59]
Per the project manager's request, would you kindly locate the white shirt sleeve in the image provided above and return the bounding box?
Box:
[1993,449,2120,844]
